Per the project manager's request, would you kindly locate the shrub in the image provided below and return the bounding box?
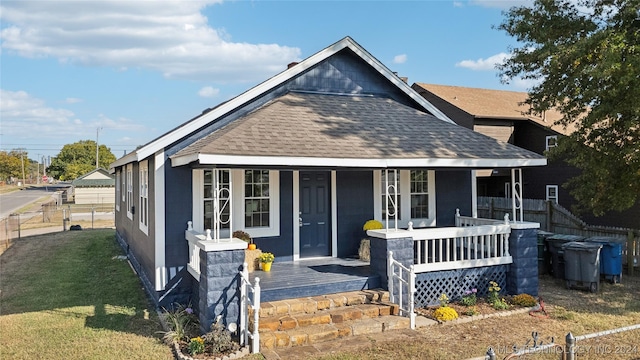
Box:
[465,306,480,316]
[232,230,252,243]
[438,293,450,307]
[511,293,537,307]
[202,316,240,355]
[460,288,477,306]
[492,298,510,310]
[433,306,459,322]
[488,280,501,305]
[188,337,205,355]
[158,303,199,345]
[362,219,383,231]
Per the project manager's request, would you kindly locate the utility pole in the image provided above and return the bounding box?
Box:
[37,153,41,184]
[96,127,103,169]
[20,153,26,186]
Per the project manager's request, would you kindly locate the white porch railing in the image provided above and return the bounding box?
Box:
[412,224,512,273]
[239,263,261,354]
[387,251,416,329]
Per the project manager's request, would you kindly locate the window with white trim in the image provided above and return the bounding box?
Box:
[126,164,133,220]
[192,169,280,238]
[115,170,120,211]
[139,160,149,234]
[374,170,436,228]
[545,135,558,151]
[410,170,429,219]
[244,170,271,228]
[121,168,126,203]
[546,185,559,203]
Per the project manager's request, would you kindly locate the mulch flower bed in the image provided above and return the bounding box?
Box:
[416,296,539,324]
[173,342,249,360]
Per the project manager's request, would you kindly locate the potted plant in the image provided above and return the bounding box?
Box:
[258,252,275,272]
[232,230,255,250]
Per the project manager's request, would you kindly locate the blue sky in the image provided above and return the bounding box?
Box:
[0,0,533,162]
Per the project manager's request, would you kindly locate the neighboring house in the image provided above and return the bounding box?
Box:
[111,37,546,333]
[411,83,639,229]
[71,168,115,205]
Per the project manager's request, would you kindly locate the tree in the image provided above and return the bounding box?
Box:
[48,140,117,181]
[497,0,640,216]
[0,150,26,182]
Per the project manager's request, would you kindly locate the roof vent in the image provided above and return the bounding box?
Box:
[287,62,299,69]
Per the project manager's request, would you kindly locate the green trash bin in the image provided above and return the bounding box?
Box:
[562,241,602,293]
[546,234,585,279]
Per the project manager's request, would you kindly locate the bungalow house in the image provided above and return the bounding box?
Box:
[411,83,640,229]
[111,37,546,340]
[71,168,115,205]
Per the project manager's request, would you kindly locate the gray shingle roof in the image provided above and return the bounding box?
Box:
[172,92,544,165]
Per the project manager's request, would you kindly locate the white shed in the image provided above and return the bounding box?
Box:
[71,168,115,205]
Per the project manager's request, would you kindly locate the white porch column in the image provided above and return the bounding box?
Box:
[383,169,399,231]
[212,169,232,241]
[511,168,523,222]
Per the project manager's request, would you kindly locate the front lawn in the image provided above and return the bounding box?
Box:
[0,229,173,359]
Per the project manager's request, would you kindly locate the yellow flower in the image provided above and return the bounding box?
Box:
[363,220,383,231]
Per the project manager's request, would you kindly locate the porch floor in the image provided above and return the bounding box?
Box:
[249,257,381,302]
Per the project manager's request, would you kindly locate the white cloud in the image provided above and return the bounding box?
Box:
[393,54,407,64]
[0,90,77,141]
[0,1,301,83]
[455,52,510,71]
[198,86,220,98]
[0,89,149,144]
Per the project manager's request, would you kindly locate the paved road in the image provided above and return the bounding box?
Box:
[0,185,66,219]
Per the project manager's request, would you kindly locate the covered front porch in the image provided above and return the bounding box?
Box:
[248,257,379,302]
[185,207,538,301]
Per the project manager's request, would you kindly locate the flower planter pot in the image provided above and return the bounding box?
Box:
[262,262,272,272]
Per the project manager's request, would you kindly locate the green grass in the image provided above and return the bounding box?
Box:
[0,229,173,359]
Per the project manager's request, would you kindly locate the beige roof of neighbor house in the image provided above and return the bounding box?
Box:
[414,83,574,135]
[170,92,546,168]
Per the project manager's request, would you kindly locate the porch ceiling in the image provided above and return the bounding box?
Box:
[170,92,546,169]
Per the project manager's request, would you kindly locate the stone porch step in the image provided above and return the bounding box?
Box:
[254,290,410,351]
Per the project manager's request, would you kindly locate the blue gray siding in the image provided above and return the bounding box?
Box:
[336,171,374,257]
[252,171,294,262]
[436,170,473,226]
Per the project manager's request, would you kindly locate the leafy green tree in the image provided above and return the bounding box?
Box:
[497,0,640,216]
[0,150,25,182]
[48,140,117,181]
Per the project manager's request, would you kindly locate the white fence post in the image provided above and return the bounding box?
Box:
[238,263,261,354]
[387,251,394,304]
[409,264,416,330]
[239,263,248,347]
[252,278,260,354]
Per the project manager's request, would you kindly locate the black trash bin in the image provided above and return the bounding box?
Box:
[585,236,625,283]
[546,234,585,279]
[562,241,602,293]
[537,231,553,275]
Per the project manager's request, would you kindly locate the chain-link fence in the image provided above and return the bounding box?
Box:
[1,200,115,252]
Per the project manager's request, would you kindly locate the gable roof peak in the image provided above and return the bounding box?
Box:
[111,36,453,169]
